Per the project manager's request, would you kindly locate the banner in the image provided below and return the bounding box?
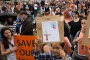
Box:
[14,36,36,60]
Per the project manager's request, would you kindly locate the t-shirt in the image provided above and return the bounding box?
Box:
[69,19,81,38]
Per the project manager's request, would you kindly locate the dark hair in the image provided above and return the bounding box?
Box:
[40,44,46,53]
[74,11,79,15]
[6,17,13,25]
[59,42,65,49]
[82,17,87,20]
[1,6,7,11]
[1,27,13,49]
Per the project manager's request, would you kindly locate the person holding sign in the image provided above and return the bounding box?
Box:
[32,37,72,60]
[0,27,18,60]
[73,17,89,60]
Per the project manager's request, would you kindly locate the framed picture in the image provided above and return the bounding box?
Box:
[36,15,64,43]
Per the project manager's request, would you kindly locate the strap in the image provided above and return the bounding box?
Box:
[8,41,14,47]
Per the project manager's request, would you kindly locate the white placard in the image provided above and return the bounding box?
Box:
[42,21,60,42]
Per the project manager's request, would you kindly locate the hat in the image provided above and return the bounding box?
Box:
[20,11,28,15]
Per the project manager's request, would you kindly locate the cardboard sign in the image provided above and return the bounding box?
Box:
[77,31,90,56]
[14,36,36,60]
[78,42,90,56]
[78,42,86,56]
[82,14,90,46]
[36,15,64,43]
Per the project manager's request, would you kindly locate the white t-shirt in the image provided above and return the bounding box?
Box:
[34,4,38,10]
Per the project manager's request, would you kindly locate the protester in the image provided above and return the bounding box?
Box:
[0,0,90,60]
[69,11,81,39]
[0,27,18,60]
[77,4,85,18]
[19,11,33,35]
[33,37,72,60]
[4,17,17,34]
[44,3,51,16]
[16,12,21,34]
[72,17,89,60]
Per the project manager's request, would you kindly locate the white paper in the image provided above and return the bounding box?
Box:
[42,21,60,42]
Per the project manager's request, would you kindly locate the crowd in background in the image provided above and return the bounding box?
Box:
[0,0,90,60]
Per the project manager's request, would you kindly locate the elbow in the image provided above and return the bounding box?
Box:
[1,53,6,56]
[1,52,9,56]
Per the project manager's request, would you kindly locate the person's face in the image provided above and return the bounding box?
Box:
[21,14,27,20]
[4,30,12,39]
[65,4,69,8]
[8,17,12,22]
[74,13,78,18]
[81,19,86,28]
[78,4,81,9]
[52,43,62,57]
[45,4,48,7]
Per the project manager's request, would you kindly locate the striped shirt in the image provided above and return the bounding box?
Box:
[7,21,17,33]
[32,50,72,60]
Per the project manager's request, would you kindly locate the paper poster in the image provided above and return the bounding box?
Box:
[14,36,36,60]
[78,42,86,56]
[42,21,60,42]
[78,42,90,56]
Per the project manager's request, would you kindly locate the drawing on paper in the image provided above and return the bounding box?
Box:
[42,21,60,42]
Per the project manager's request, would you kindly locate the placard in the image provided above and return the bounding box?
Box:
[78,42,90,56]
[14,36,36,60]
[82,14,90,45]
[36,15,64,43]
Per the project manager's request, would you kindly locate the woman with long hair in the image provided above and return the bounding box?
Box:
[0,27,18,60]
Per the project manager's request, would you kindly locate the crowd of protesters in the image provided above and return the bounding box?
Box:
[0,0,90,60]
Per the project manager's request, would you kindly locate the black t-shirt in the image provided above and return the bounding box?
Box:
[45,7,50,12]
[64,22,70,39]
[75,1,80,9]
[69,19,81,37]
